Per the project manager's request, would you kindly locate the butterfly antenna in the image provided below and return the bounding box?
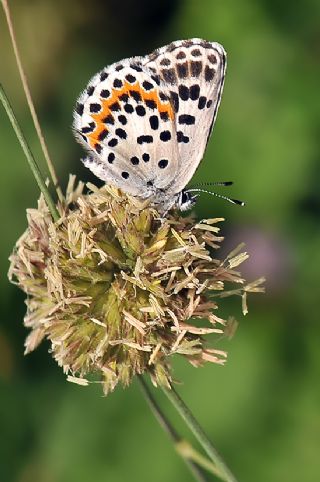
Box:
[187,188,245,206]
[192,181,234,187]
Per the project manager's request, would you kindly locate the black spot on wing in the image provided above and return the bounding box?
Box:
[119,93,129,102]
[142,80,154,91]
[108,138,118,147]
[126,74,136,83]
[190,61,202,77]
[176,51,186,59]
[178,85,189,101]
[149,115,159,130]
[108,153,115,163]
[100,71,109,81]
[178,114,196,125]
[162,68,177,84]
[160,111,169,121]
[201,40,214,49]
[159,92,167,101]
[113,78,123,88]
[98,129,109,141]
[158,159,169,169]
[118,115,127,125]
[151,74,161,86]
[177,131,189,143]
[90,103,101,113]
[190,84,200,100]
[198,96,207,110]
[130,156,139,165]
[160,130,171,142]
[76,103,84,115]
[205,66,215,82]
[160,58,171,66]
[103,114,114,125]
[170,91,179,112]
[145,99,157,109]
[182,40,194,48]
[124,104,134,113]
[109,102,121,112]
[130,64,143,72]
[87,86,94,96]
[191,48,201,57]
[137,135,153,144]
[177,62,188,79]
[81,122,95,133]
[208,54,217,64]
[116,128,127,139]
[136,105,146,116]
[100,89,111,98]
[142,153,150,162]
[130,90,141,102]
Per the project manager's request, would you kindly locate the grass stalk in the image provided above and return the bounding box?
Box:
[1,0,64,203]
[0,84,59,221]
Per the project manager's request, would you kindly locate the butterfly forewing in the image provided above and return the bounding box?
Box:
[143,38,226,194]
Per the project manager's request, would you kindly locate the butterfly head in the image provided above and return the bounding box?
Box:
[148,188,197,214]
[176,190,198,211]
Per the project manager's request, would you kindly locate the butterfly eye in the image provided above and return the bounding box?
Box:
[177,190,197,211]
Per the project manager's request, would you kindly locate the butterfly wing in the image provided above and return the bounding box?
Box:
[73,58,179,198]
[143,38,226,195]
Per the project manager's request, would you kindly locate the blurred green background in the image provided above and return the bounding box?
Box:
[1,1,319,481]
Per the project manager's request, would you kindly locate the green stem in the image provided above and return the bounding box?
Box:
[1,0,64,203]
[0,84,59,221]
[137,376,210,482]
[162,384,239,482]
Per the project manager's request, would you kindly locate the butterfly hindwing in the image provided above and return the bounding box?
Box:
[73,59,179,197]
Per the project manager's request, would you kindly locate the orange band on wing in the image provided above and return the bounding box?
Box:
[87,81,174,148]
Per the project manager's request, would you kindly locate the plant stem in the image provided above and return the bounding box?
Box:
[0,84,59,221]
[1,0,64,203]
[162,384,239,482]
[137,376,211,482]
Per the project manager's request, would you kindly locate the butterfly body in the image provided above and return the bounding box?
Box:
[73,38,226,212]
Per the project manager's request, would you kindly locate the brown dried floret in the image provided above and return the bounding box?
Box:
[9,176,264,394]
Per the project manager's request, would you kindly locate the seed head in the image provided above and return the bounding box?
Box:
[9,176,264,394]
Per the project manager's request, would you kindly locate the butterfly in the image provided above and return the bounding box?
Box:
[73,38,226,213]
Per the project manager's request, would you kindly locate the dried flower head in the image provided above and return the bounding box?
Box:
[8,176,264,394]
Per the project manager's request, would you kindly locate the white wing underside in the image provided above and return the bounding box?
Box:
[73,38,226,208]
